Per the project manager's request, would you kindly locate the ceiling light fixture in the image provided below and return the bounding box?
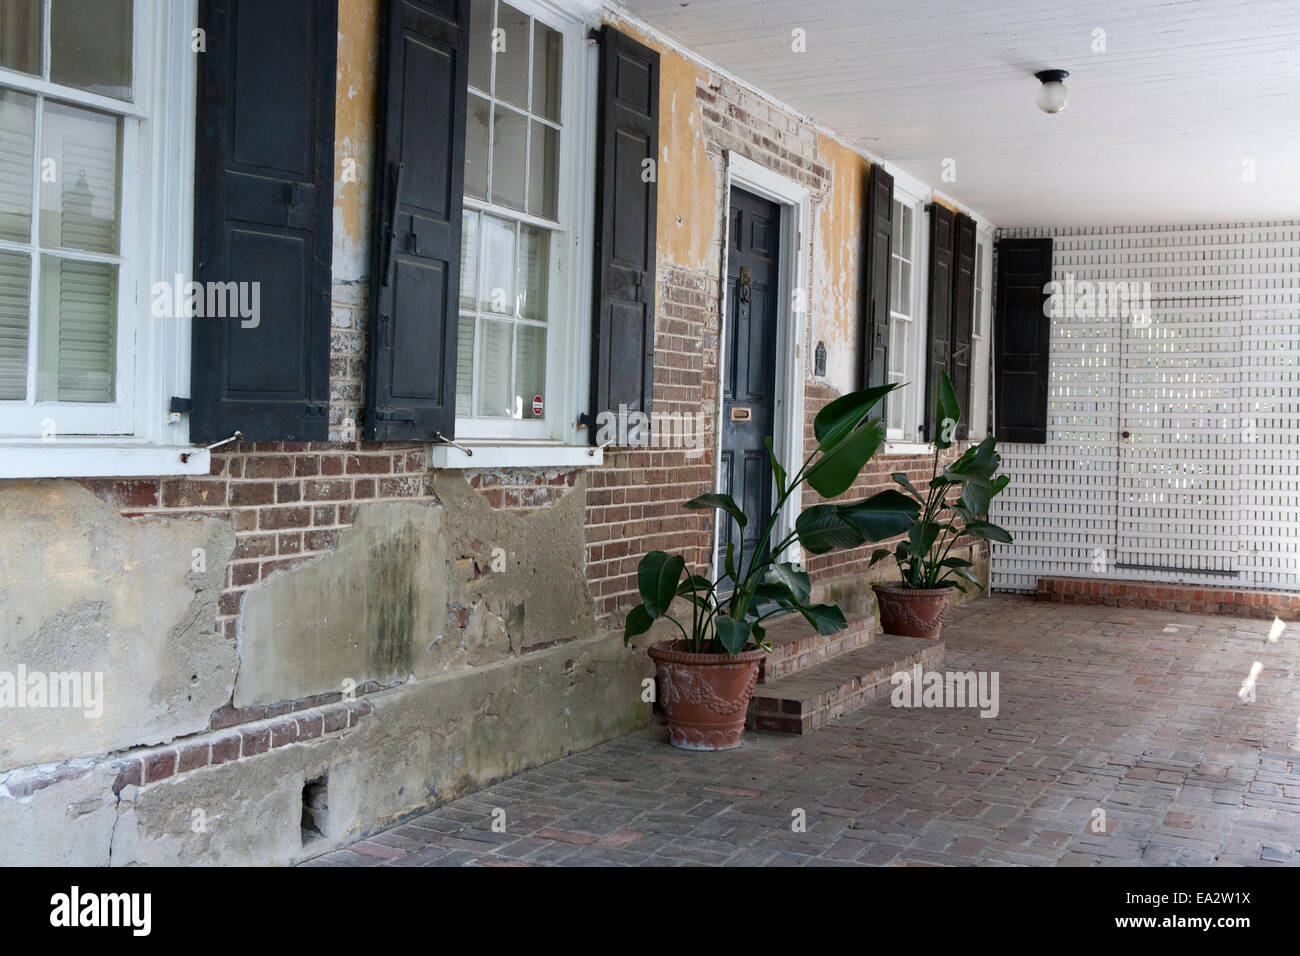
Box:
[1034,69,1070,113]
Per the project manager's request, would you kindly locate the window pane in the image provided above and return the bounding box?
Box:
[474,317,512,418]
[455,317,474,417]
[889,256,901,314]
[467,0,493,93]
[526,120,557,220]
[460,210,479,311]
[898,260,911,314]
[0,0,41,74]
[516,224,548,321]
[479,214,514,314]
[36,255,116,403]
[464,93,490,201]
[493,3,529,109]
[50,0,132,100]
[900,205,912,254]
[514,324,545,419]
[0,89,35,242]
[490,106,526,211]
[890,200,902,250]
[0,250,30,399]
[532,23,562,122]
[40,100,121,254]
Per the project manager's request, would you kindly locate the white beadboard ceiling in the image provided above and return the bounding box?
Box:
[615,0,1300,226]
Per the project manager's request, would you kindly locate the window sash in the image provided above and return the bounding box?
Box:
[887,192,926,440]
[455,0,588,444]
[0,0,143,436]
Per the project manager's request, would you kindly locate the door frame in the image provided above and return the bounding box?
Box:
[712,152,811,580]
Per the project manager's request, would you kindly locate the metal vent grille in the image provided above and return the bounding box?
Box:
[991,222,1300,593]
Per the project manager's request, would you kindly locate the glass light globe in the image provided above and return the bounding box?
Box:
[1037,79,1069,113]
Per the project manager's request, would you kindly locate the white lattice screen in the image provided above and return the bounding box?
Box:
[991,222,1300,593]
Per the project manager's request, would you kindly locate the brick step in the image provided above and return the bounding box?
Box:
[747,634,944,734]
[759,611,877,683]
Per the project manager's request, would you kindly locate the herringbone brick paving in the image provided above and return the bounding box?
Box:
[307,594,1300,866]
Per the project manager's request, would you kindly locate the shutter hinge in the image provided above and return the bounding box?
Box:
[168,396,193,424]
[586,27,601,45]
[577,411,595,430]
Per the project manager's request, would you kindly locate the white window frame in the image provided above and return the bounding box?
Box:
[0,0,205,477]
[433,0,600,469]
[884,165,929,448]
[969,224,995,439]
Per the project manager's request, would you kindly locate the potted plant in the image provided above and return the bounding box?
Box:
[624,383,919,750]
[869,370,1013,639]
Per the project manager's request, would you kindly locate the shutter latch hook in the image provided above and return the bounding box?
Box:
[435,431,473,456]
[180,430,244,464]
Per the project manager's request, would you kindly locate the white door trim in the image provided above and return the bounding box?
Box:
[713,151,811,581]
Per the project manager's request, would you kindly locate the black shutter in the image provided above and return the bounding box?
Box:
[192,0,336,442]
[589,25,659,444]
[364,0,469,442]
[949,212,976,439]
[994,237,1053,443]
[861,163,893,418]
[923,203,954,440]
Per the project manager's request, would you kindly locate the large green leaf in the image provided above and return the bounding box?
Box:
[715,616,751,655]
[724,541,738,583]
[685,492,747,530]
[869,548,892,567]
[764,436,787,498]
[798,603,848,635]
[623,605,654,646]
[945,566,984,591]
[813,383,896,450]
[963,519,1013,544]
[795,504,865,555]
[677,574,713,596]
[933,369,961,450]
[805,417,886,498]
[908,521,941,562]
[990,474,1010,498]
[771,561,811,603]
[840,489,920,541]
[636,551,684,618]
[959,475,992,516]
[752,582,798,609]
[891,472,926,503]
[947,436,998,478]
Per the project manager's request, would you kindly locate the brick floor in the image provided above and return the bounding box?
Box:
[306,594,1300,867]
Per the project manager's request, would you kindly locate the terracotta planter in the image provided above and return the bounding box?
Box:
[647,640,764,751]
[873,583,951,639]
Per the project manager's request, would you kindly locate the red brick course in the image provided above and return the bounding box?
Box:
[1037,576,1300,620]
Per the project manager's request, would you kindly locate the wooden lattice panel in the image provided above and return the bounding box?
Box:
[991,222,1300,593]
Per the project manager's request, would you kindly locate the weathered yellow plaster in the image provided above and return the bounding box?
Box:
[812,134,870,392]
[334,0,381,283]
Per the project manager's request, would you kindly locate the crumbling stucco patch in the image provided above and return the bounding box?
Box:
[109,627,649,866]
[439,470,596,664]
[0,480,236,772]
[234,500,446,707]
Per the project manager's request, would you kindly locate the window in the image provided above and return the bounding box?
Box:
[970,234,992,438]
[0,0,201,475]
[453,0,592,447]
[887,188,925,441]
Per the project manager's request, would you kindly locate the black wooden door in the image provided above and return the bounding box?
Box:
[718,187,781,586]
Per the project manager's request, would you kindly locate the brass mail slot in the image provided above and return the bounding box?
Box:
[730,406,752,422]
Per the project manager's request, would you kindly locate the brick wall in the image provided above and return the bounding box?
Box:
[82,440,433,646]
